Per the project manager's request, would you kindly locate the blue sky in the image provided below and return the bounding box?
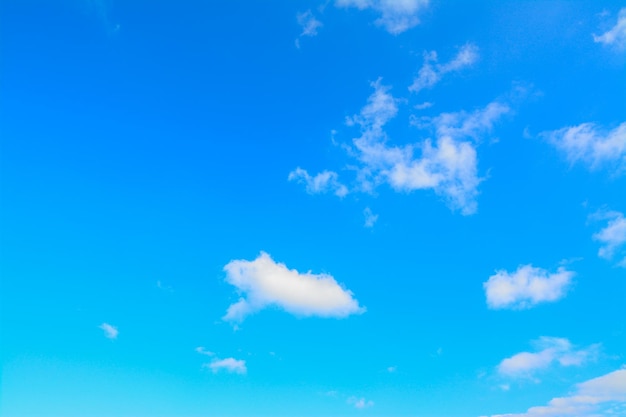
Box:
[1,1,625,416]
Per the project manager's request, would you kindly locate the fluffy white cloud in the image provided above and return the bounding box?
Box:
[295,10,322,48]
[593,8,626,49]
[99,322,118,339]
[540,122,626,174]
[592,210,626,266]
[409,44,479,93]
[203,357,247,374]
[336,0,429,34]
[347,396,374,409]
[222,252,364,323]
[288,168,349,197]
[483,368,626,417]
[363,207,378,227]
[498,337,600,378]
[484,265,574,309]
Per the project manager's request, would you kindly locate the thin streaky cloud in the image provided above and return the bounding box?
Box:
[540,121,626,175]
[483,368,626,417]
[497,337,600,378]
[593,8,626,49]
[409,44,479,93]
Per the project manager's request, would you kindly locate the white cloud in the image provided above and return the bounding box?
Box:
[540,122,626,174]
[387,366,397,373]
[295,10,323,48]
[353,81,508,214]
[592,210,626,266]
[203,357,247,374]
[483,265,574,310]
[195,346,215,356]
[409,44,479,93]
[347,396,374,409]
[222,252,364,323]
[288,167,349,197]
[593,8,626,49]
[363,207,378,227]
[99,322,118,339]
[335,0,429,34]
[483,368,626,417]
[498,337,600,378]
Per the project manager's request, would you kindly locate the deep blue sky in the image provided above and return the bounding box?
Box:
[1,1,625,416]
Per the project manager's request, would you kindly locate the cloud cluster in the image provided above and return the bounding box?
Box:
[99,323,118,339]
[485,368,626,417]
[540,121,626,175]
[483,265,574,310]
[498,337,600,378]
[291,80,509,214]
[409,44,479,93]
[592,210,626,267]
[593,8,626,49]
[336,0,430,34]
[222,252,364,323]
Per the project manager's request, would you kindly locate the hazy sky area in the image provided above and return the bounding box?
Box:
[1,1,625,416]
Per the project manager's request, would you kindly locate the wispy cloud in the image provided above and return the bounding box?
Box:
[363,207,378,228]
[347,396,374,409]
[195,346,215,356]
[409,44,479,93]
[203,357,247,374]
[335,0,430,34]
[540,121,626,175]
[497,337,600,378]
[592,210,626,267]
[483,265,574,310]
[288,168,348,197]
[483,368,626,417]
[222,252,364,323]
[295,10,323,48]
[593,8,626,49]
[351,80,507,214]
[99,322,118,339]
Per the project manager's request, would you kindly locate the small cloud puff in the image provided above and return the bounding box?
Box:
[203,358,247,374]
[295,10,323,48]
[99,322,118,339]
[592,210,626,267]
[347,396,374,409]
[483,265,574,310]
[288,168,348,197]
[222,252,364,323]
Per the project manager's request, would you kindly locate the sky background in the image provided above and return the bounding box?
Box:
[1,1,626,416]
